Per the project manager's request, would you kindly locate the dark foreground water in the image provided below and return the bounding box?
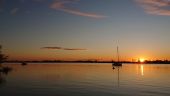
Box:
[0,63,170,96]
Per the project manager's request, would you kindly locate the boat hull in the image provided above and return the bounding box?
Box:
[21,62,27,66]
[112,62,122,66]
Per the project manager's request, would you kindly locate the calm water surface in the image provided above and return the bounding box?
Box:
[0,63,170,96]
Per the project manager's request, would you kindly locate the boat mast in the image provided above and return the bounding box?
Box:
[117,46,120,62]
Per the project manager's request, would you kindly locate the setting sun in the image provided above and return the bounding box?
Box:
[139,58,145,63]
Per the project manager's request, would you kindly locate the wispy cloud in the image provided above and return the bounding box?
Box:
[1,0,107,18]
[136,0,170,16]
[41,47,62,50]
[62,48,87,50]
[10,8,19,15]
[50,0,107,18]
[41,46,87,51]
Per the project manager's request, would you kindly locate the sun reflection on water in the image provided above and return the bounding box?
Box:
[141,65,144,76]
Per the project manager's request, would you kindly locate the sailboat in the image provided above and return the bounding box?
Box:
[112,46,122,66]
[21,62,27,66]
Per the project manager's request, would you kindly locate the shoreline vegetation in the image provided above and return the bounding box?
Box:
[4,60,170,64]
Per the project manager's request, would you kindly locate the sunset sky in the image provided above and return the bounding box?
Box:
[0,0,170,61]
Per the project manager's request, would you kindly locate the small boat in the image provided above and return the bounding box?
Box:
[21,62,27,66]
[112,46,122,66]
[113,62,122,66]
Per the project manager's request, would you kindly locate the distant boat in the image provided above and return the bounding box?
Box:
[112,46,122,66]
[21,62,27,66]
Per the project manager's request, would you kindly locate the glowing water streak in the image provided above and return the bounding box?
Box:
[141,65,144,76]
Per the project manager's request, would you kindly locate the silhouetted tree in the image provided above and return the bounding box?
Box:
[0,45,8,66]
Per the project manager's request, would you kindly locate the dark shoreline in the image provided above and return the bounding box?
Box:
[4,60,170,64]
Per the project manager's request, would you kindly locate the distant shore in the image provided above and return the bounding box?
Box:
[4,60,170,64]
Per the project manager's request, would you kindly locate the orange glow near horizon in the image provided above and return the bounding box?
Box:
[7,51,166,61]
[8,55,150,61]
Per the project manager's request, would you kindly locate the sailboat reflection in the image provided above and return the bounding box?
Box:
[112,66,121,87]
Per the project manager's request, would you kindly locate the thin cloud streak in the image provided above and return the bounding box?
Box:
[50,0,107,18]
[41,47,62,50]
[136,0,170,16]
[41,47,87,51]
[60,8,107,19]
[62,48,87,50]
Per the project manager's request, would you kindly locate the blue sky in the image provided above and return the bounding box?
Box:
[0,0,170,61]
